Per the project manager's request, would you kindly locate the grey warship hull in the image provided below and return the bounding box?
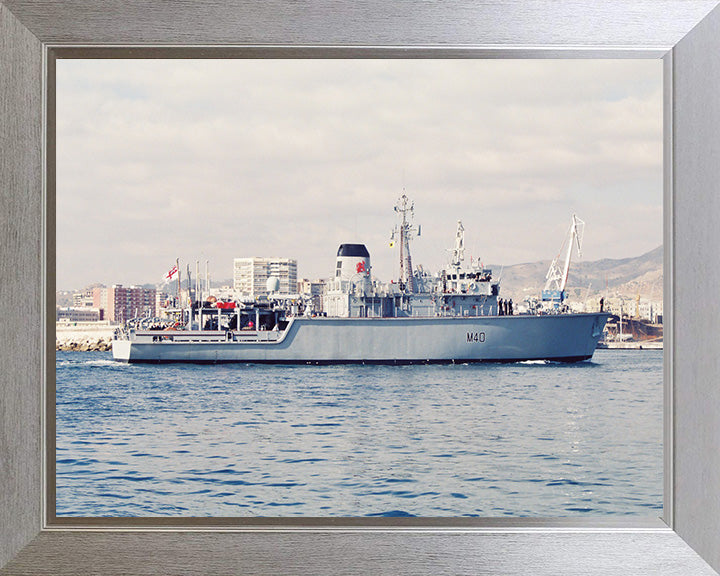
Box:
[112,312,609,364]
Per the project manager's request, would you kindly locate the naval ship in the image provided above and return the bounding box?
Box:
[112,196,609,364]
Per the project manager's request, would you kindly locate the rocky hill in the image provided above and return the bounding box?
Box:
[493,245,663,303]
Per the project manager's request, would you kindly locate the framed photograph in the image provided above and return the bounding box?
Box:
[2,1,720,574]
[52,56,665,521]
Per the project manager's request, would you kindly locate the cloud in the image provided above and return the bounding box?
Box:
[56,59,662,290]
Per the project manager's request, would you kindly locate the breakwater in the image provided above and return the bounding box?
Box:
[56,323,115,351]
[56,336,112,351]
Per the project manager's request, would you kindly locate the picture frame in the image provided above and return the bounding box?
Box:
[2,1,720,574]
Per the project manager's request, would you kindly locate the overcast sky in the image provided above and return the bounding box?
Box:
[57,59,662,291]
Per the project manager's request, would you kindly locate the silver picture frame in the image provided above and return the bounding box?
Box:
[2,1,720,574]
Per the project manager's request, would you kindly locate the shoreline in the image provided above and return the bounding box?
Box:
[56,323,115,351]
[597,342,663,350]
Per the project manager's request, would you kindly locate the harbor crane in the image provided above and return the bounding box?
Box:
[542,214,585,306]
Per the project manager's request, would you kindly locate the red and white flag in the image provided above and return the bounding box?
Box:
[164,264,179,283]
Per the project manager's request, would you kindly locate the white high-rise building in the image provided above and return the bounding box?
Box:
[233,257,298,299]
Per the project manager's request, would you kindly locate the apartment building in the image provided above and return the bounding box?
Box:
[93,285,156,323]
[233,257,298,299]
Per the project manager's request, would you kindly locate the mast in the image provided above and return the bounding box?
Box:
[195,260,200,331]
[176,257,182,323]
[450,220,465,269]
[390,194,420,292]
[186,263,192,304]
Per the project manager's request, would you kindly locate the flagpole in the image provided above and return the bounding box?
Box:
[176,257,182,325]
[186,263,192,304]
[196,260,200,332]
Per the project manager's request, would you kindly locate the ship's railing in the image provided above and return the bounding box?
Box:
[132,329,285,344]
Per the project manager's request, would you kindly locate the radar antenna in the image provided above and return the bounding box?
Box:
[449,220,465,268]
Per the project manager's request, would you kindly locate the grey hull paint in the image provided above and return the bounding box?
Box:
[112,313,609,364]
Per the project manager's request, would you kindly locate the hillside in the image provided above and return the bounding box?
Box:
[493,245,663,303]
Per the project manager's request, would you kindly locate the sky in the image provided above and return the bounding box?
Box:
[56,59,662,291]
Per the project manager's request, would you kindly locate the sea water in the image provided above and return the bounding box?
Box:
[55,349,662,517]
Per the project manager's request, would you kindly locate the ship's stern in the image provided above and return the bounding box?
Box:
[111,338,132,362]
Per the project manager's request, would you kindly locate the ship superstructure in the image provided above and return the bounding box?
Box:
[324,199,500,321]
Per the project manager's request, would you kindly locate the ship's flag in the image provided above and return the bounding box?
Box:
[164,264,179,283]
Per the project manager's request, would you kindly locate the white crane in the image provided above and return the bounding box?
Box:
[542,214,585,305]
[449,220,465,268]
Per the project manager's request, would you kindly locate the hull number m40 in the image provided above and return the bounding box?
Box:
[467,331,486,343]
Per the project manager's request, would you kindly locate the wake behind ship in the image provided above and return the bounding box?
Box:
[112,196,609,364]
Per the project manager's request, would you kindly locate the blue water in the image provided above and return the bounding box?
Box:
[55,349,663,517]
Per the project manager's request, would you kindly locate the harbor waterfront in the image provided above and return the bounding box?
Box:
[56,348,662,517]
[56,322,114,351]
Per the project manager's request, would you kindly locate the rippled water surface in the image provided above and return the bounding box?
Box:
[56,349,662,517]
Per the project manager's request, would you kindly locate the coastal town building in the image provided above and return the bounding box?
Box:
[583,296,663,324]
[72,290,94,308]
[72,283,105,308]
[93,285,156,323]
[56,307,104,322]
[233,257,298,299]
